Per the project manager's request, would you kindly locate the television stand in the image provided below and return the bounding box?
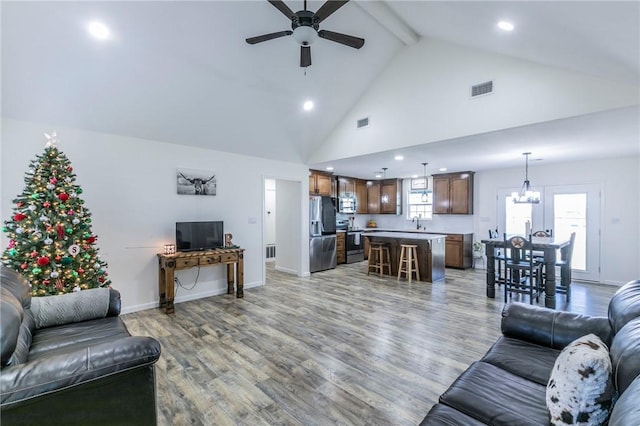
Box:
[157,248,244,314]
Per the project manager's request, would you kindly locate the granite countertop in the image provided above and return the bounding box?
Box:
[362,231,447,240]
[363,228,468,234]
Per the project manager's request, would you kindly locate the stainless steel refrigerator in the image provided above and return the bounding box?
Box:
[309,196,337,272]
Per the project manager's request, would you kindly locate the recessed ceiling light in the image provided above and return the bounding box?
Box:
[375,173,382,178]
[497,21,514,31]
[439,167,448,172]
[325,166,334,171]
[394,155,404,161]
[411,174,418,178]
[88,21,110,40]
[303,100,314,111]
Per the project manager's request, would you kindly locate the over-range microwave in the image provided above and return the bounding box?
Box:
[338,194,357,213]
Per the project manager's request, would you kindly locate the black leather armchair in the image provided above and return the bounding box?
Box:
[1,265,161,425]
[421,280,640,425]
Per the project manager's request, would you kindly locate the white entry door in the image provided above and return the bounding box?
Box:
[543,185,601,282]
[497,184,601,282]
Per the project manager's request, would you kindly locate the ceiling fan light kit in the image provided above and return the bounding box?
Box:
[246,0,365,68]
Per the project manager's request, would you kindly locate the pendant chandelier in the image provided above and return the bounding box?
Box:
[421,162,429,202]
[512,152,540,204]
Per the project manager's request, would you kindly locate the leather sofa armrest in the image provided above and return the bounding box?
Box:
[501,302,612,349]
[0,336,161,405]
[107,288,121,317]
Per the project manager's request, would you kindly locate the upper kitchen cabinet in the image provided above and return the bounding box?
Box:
[309,170,335,196]
[355,179,368,214]
[433,171,474,214]
[337,177,356,196]
[367,181,380,214]
[380,179,402,214]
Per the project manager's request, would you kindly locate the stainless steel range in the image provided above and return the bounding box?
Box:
[346,230,364,263]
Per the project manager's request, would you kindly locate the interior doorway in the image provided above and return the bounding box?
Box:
[263,177,302,281]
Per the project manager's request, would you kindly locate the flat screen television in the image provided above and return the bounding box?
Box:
[176,221,224,252]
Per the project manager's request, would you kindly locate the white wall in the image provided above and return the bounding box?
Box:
[474,157,640,285]
[310,38,639,163]
[2,118,309,312]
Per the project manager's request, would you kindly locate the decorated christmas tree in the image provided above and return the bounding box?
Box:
[2,133,111,296]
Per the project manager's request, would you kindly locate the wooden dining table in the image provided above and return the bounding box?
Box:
[481,236,571,309]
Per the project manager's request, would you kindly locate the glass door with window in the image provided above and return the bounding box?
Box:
[497,184,600,282]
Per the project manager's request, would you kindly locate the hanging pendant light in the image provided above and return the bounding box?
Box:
[421,162,429,202]
[512,152,540,204]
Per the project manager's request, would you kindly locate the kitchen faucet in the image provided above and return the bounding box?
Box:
[412,216,423,230]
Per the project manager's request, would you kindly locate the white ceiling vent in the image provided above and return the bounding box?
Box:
[471,81,493,98]
[357,117,370,129]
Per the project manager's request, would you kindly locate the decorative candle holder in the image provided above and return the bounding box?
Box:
[163,244,176,255]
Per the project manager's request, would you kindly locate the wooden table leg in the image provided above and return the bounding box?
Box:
[164,261,176,314]
[227,263,235,295]
[237,254,244,298]
[486,243,496,298]
[544,248,557,309]
[158,260,167,309]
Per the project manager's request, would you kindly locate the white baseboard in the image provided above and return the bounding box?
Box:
[121,280,263,314]
[274,265,298,275]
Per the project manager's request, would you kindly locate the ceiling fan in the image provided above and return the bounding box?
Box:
[246,0,365,68]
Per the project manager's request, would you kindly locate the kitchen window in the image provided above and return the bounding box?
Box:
[407,190,433,220]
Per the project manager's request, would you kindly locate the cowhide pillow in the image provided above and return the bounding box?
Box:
[546,333,615,425]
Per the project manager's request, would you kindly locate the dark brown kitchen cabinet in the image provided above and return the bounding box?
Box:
[355,179,368,214]
[309,170,334,196]
[445,233,473,269]
[336,232,346,264]
[433,171,474,214]
[380,179,402,214]
[367,182,380,214]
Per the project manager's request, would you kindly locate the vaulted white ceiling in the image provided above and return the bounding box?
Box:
[2,1,639,178]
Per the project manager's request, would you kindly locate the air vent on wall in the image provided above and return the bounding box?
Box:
[471,81,493,97]
[357,117,369,128]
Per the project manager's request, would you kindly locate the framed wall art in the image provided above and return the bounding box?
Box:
[176,168,217,196]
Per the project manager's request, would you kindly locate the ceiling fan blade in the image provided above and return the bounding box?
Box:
[300,46,311,68]
[314,0,349,23]
[246,30,293,45]
[318,30,365,49]
[267,0,295,20]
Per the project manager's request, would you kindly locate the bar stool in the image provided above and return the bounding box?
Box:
[397,244,420,282]
[367,242,391,277]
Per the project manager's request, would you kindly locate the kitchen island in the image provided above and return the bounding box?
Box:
[362,232,446,282]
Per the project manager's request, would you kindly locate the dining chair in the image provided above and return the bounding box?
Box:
[489,229,506,286]
[555,232,576,301]
[503,234,544,304]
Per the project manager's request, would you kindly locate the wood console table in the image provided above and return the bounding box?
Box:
[157,248,244,314]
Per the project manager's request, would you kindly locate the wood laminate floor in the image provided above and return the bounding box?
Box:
[122,262,617,426]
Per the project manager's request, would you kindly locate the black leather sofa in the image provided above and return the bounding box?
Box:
[1,265,162,425]
[421,280,640,425]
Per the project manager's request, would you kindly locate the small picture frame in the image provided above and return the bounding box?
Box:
[411,178,427,190]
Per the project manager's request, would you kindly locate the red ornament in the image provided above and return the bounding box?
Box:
[43,279,50,286]
[50,178,58,184]
[20,263,27,270]
[67,210,74,215]
[16,202,24,207]
[57,225,64,239]
[37,256,50,266]
[30,251,38,258]
[55,255,62,262]
[77,268,84,274]
[67,166,73,172]
[99,277,105,283]
[13,213,26,222]
[43,201,51,208]
[58,193,69,202]
[86,236,96,244]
